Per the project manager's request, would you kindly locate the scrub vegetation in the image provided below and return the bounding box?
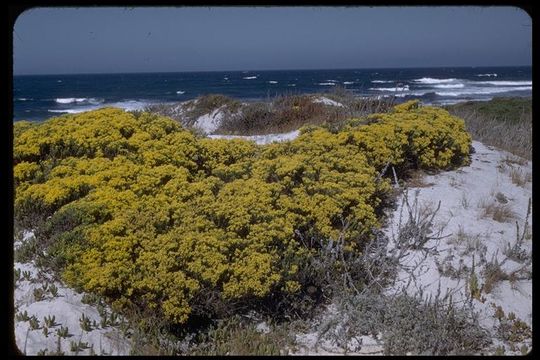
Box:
[14,100,478,354]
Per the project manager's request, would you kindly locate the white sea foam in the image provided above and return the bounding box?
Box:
[16,98,32,101]
[49,100,150,114]
[48,108,90,114]
[369,85,410,92]
[393,90,434,97]
[55,97,104,105]
[55,98,86,104]
[413,77,458,84]
[476,81,532,86]
[343,81,354,85]
[435,86,531,97]
[431,83,465,89]
[371,80,393,83]
[268,81,278,84]
[476,73,498,77]
[176,90,185,94]
[243,76,258,80]
[318,82,336,86]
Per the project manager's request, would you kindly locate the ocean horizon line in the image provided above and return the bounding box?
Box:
[14,64,532,77]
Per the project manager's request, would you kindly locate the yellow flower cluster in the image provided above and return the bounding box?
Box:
[14,102,471,324]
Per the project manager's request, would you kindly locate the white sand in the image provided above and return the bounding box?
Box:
[312,96,344,107]
[208,130,300,145]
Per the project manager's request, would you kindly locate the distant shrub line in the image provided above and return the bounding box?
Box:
[145,91,397,135]
[446,97,531,159]
[14,101,471,326]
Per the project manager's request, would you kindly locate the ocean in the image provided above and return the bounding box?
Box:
[13,66,532,122]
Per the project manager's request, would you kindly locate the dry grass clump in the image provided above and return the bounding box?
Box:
[401,169,434,188]
[482,260,509,294]
[447,226,486,256]
[186,316,297,355]
[218,94,345,135]
[478,198,516,223]
[509,168,532,188]
[502,154,528,167]
[446,97,532,159]
[316,289,491,355]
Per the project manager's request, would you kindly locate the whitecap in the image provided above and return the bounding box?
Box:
[475,81,532,86]
[55,98,88,104]
[48,100,151,114]
[371,80,393,84]
[268,81,278,84]
[16,98,32,101]
[88,98,105,104]
[369,85,410,92]
[343,81,354,85]
[57,80,62,83]
[431,84,465,89]
[287,84,296,87]
[177,90,186,94]
[435,86,531,97]
[48,109,84,114]
[476,73,498,77]
[243,76,258,80]
[318,82,336,86]
[413,77,458,84]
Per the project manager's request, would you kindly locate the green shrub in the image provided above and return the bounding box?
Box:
[14,102,471,325]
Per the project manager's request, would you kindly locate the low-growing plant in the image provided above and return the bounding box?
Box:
[503,198,532,263]
[28,316,40,330]
[49,283,59,297]
[16,310,30,322]
[21,270,32,281]
[79,313,93,332]
[187,316,296,355]
[43,315,59,328]
[14,237,41,264]
[14,268,21,283]
[316,288,490,355]
[81,293,101,305]
[483,259,508,294]
[56,325,71,339]
[70,340,89,354]
[494,345,505,355]
[460,192,470,209]
[468,271,481,301]
[33,288,46,302]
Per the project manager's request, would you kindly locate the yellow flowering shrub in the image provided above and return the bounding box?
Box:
[14,102,471,324]
[360,100,472,169]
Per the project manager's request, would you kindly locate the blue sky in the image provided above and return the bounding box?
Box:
[13,6,532,75]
